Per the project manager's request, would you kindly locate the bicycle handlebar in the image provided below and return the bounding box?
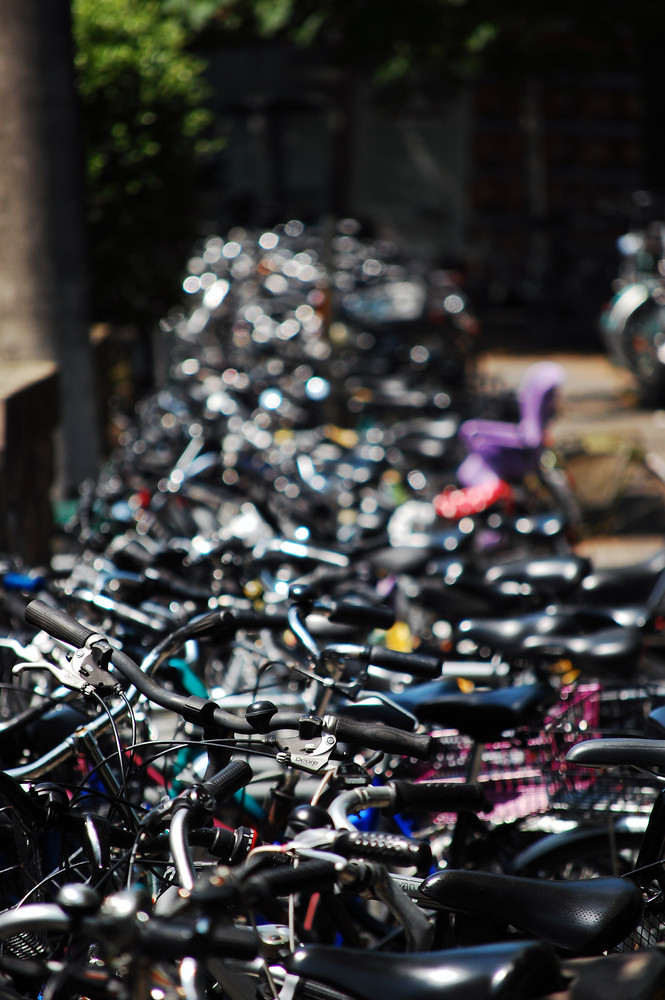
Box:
[323,642,443,679]
[199,759,253,804]
[325,601,395,631]
[333,830,432,873]
[389,778,490,814]
[25,599,222,724]
[25,599,104,650]
[0,899,261,961]
[328,716,434,760]
[191,857,340,908]
[365,646,443,679]
[23,601,436,762]
[328,779,488,831]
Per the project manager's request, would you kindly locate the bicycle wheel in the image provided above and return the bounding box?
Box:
[513,824,644,880]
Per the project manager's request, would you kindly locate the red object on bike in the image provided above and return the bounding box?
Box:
[433,479,514,520]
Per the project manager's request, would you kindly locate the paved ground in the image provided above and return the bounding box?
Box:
[475,350,665,566]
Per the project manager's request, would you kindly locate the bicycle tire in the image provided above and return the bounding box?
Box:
[513,826,644,880]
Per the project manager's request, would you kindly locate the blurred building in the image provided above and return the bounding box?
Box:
[199,29,651,348]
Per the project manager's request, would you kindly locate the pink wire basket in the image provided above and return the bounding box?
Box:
[421,682,664,827]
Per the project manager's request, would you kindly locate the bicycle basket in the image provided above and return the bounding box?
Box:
[424,683,663,827]
[0,809,46,957]
[547,682,665,820]
[612,864,665,952]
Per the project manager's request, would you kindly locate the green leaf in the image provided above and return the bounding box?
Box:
[71,0,215,325]
[465,22,497,54]
[253,0,295,35]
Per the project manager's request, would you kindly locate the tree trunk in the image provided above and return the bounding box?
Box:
[0,0,99,494]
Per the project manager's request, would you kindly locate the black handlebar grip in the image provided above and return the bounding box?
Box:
[333,830,432,874]
[389,779,490,815]
[201,760,253,804]
[191,609,290,641]
[186,610,239,640]
[366,646,443,679]
[25,599,101,648]
[244,859,338,903]
[327,601,396,631]
[333,717,434,760]
[194,827,236,860]
[138,920,260,961]
[229,610,289,633]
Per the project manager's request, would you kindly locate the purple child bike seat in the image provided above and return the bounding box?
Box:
[456,361,566,487]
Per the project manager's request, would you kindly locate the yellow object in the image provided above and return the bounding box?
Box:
[243,580,263,605]
[274,428,294,444]
[325,425,359,449]
[385,621,413,653]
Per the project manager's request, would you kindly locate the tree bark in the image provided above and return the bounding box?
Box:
[0,0,99,493]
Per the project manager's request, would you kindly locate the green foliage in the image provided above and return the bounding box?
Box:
[72,0,218,326]
[160,0,224,33]
[168,0,538,82]
[171,0,662,84]
[72,0,663,329]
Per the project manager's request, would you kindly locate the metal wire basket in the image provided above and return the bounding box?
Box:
[541,683,664,820]
[425,682,665,827]
[612,863,665,952]
[615,895,665,952]
[0,809,47,957]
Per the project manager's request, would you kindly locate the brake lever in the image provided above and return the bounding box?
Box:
[273,727,337,774]
[13,633,119,697]
[0,637,47,662]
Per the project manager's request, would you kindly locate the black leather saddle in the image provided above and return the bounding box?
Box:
[579,547,665,606]
[455,609,643,675]
[286,939,563,1000]
[411,683,554,741]
[566,736,665,773]
[482,554,592,599]
[419,869,642,955]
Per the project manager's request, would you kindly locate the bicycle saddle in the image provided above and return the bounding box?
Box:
[412,683,554,741]
[436,557,592,613]
[419,870,642,954]
[579,547,665,606]
[338,677,461,727]
[369,532,468,574]
[501,510,569,541]
[521,626,642,674]
[456,613,642,674]
[482,554,592,599]
[344,677,459,725]
[566,736,665,773]
[286,939,563,1000]
[456,607,628,650]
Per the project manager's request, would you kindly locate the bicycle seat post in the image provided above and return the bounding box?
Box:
[287,585,345,717]
[636,786,665,871]
[446,737,487,869]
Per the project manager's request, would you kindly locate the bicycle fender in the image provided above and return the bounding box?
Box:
[602,283,650,365]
